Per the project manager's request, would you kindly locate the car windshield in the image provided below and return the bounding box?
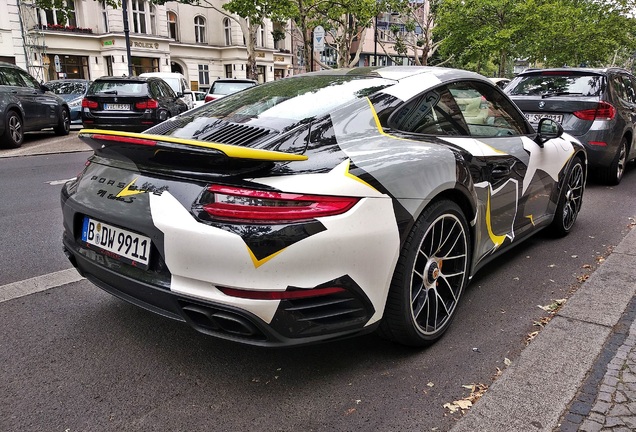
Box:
[197,75,395,123]
[90,81,147,96]
[47,81,87,95]
[211,81,256,95]
[508,73,605,97]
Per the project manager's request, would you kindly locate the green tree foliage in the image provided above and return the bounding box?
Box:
[435,0,636,76]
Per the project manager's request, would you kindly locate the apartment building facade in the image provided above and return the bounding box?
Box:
[1,0,294,92]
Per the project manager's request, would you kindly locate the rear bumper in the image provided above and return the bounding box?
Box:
[63,236,377,347]
[572,124,622,169]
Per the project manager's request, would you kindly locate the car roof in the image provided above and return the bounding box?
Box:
[94,76,152,82]
[517,67,632,76]
[310,66,489,81]
[212,79,258,84]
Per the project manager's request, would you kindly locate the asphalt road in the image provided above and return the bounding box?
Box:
[1,131,636,431]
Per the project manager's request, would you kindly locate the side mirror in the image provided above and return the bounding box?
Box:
[535,118,563,147]
[40,83,50,92]
[176,92,184,97]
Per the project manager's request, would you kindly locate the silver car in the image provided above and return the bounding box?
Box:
[507,67,636,184]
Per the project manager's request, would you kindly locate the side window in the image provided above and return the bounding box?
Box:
[149,81,161,97]
[390,81,529,137]
[611,76,628,101]
[390,86,469,135]
[161,81,176,97]
[447,81,528,137]
[621,75,636,103]
[2,69,27,87]
[17,70,39,89]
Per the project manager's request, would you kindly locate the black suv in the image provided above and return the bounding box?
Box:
[0,62,70,148]
[81,76,188,132]
[506,67,636,184]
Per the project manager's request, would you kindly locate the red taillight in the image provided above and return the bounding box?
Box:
[91,134,157,146]
[135,99,159,109]
[573,101,616,121]
[201,185,360,223]
[81,98,98,109]
[218,286,345,300]
[588,141,608,147]
[204,95,216,102]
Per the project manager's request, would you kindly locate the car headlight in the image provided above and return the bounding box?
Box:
[68,98,82,108]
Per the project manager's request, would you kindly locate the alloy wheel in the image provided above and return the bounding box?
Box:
[617,142,627,181]
[562,162,584,231]
[9,114,22,143]
[410,213,468,335]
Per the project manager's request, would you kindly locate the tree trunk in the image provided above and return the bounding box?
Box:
[246,25,258,80]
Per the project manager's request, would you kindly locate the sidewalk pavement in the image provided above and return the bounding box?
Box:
[451,227,636,432]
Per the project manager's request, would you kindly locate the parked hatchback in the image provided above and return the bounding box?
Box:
[506,67,636,184]
[46,79,90,125]
[0,61,70,148]
[81,76,188,132]
[204,78,257,102]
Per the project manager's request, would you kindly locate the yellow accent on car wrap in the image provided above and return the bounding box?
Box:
[366,98,408,141]
[79,129,308,162]
[486,192,506,247]
[526,214,535,226]
[344,160,378,192]
[247,246,286,268]
[116,178,146,197]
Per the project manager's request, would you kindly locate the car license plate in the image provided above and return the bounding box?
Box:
[81,217,151,268]
[104,103,130,111]
[524,113,564,124]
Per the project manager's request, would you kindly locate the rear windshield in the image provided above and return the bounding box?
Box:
[198,75,395,122]
[48,81,87,95]
[89,81,148,96]
[507,73,605,97]
[211,81,256,95]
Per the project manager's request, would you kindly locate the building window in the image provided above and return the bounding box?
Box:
[257,65,266,83]
[198,64,210,86]
[100,1,109,32]
[38,0,76,27]
[149,4,156,35]
[194,16,206,44]
[223,18,232,46]
[105,56,113,76]
[131,0,147,34]
[131,57,159,75]
[167,11,178,40]
[225,64,232,78]
[257,25,265,47]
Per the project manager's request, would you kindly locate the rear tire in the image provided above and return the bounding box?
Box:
[549,157,584,237]
[599,137,627,185]
[2,110,23,148]
[54,107,70,136]
[379,200,471,347]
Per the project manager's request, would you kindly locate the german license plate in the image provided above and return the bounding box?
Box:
[524,113,563,124]
[104,103,130,111]
[81,217,151,268]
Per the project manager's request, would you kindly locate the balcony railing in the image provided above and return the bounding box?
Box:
[35,24,93,34]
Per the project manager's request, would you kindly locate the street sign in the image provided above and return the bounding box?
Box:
[313,26,325,52]
[53,55,61,73]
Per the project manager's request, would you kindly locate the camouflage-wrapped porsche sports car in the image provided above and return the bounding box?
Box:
[61,66,586,347]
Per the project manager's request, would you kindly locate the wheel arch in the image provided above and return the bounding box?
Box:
[415,186,477,270]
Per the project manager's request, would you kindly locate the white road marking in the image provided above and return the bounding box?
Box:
[46,177,76,185]
[0,268,84,303]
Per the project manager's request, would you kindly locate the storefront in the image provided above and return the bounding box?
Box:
[43,54,89,80]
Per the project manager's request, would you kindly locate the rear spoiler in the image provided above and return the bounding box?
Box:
[78,129,308,162]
